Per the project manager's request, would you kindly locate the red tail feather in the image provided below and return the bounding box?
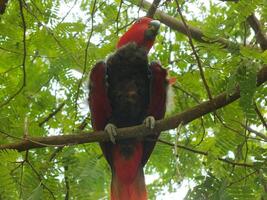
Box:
[111,143,147,200]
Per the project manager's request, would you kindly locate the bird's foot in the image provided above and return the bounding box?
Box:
[104,123,117,144]
[143,116,156,129]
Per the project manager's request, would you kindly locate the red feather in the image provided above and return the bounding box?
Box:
[117,17,156,52]
[88,17,167,200]
[89,61,112,131]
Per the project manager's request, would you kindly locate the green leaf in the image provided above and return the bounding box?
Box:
[236,59,258,119]
[27,183,43,200]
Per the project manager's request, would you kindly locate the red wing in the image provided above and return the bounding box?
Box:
[142,61,168,165]
[88,61,112,164]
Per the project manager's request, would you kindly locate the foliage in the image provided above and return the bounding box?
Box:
[0,0,266,199]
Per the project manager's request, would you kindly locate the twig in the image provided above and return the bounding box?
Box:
[38,102,66,127]
[74,0,97,122]
[194,117,206,146]
[27,161,56,199]
[49,147,63,162]
[158,138,208,155]
[58,0,78,24]
[175,0,213,101]
[0,66,266,152]
[236,121,267,141]
[217,157,252,167]
[23,2,82,68]
[115,19,135,36]
[64,165,70,200]
[243,21,247,46]
[173,84,206,146]
[216,115,263,141]
[0,46,55,58]
[115,0,123,35]
[0,65,20,75]
[254,103,267,130]
[173,84,200,103]
[157,139,253,167]
[0,0,27,108]
[244,120,249,163]
[47,114,90,162]
[0,129,22,140]
[227,170,258,187]
[174,123,183,158]
[24,117,29,138]
[146,0,161,18]
[77,114,91,130]
[137,0,144,17]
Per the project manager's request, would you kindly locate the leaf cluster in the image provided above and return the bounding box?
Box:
[0,0,266,199]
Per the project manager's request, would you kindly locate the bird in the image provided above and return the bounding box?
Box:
[88,17,169,200]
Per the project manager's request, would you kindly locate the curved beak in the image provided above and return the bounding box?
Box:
[145,20,160,40]
[149,20,160,32]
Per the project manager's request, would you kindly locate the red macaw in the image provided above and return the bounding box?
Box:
[89,17,168,200]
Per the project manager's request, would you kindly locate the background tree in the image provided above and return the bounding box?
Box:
[0,0,266,199]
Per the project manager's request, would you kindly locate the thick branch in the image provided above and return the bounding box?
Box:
[146,0,161,18]
[247,14,267,51]
[0,66,266,152]
[0,0,8,14]
[130,0,236,49]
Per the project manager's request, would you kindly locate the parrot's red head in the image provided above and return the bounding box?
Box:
[117,17,160,53]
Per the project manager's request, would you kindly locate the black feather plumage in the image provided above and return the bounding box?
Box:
[106,43,150,128]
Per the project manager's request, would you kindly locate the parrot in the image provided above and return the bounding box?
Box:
[88,17,168,200]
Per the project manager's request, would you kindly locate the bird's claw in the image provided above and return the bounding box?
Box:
[104,123,117,144]
[143,116,156,129]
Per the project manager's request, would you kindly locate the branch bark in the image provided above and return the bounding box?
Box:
[129,0,236,49]
[146,0,161,18]
[0,0,8,14]
[247,14,267,51]
[1,66,266,152]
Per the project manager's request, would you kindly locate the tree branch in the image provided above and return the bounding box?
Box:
[239,123,267,141]
[157,139,253,167]
[254,103,267,130]
[146,0,161,18]
[0,0,8,14]
[115,0,123,35]
[0,66,266,152]
[129,0,237,49]
[247,14,267,51]
[175,0,213,101]
[64,165,70,200]
[227,170,258,187]
[23,2,82,68]
[0,0,27,108]
[74,0,97,122]
[38,102,66,127]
